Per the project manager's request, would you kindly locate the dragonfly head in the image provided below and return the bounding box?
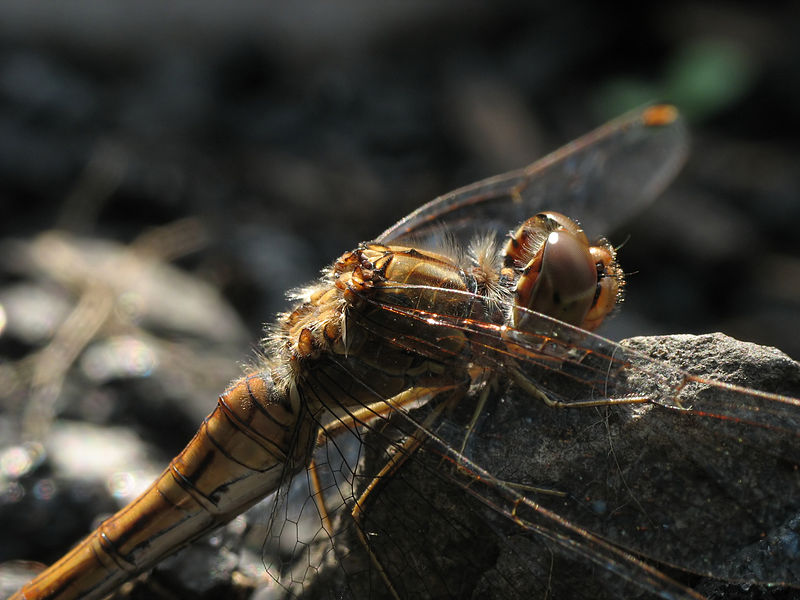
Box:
[503,212,623,332]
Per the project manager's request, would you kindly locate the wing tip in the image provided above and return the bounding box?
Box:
[642,104,680,127]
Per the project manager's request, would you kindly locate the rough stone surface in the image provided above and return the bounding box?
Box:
[306,333,800,600]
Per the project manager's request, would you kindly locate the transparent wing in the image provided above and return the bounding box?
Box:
[260,417,332,597]
[306,284,800,599]
[377,105,689,246]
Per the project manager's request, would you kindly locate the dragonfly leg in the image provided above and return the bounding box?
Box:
[307,385,461,599]
[457,377,493,455]
[307,456,335,537]
[310,384,461,486]
[455,378,567,498]
[350,389,462,600]
[510,365,649,408]
[509,366,562,406]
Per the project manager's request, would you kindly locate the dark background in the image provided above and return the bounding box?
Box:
[1,1,799,352]
[0,2,798,598]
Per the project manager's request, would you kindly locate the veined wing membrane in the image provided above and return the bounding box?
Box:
[378,105,689,246]
[330,283,800,598]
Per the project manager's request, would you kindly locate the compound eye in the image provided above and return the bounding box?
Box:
[582,245,622,331]
[514,230,597,329]
[537,211,589,246]
[582,276,619,331]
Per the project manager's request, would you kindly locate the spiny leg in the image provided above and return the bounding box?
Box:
[454,364,649,500]
[455,375,568,498]
[348,390,460,600]
[306,367,650,596]
[510,365,650,408]
[306,385,462,598]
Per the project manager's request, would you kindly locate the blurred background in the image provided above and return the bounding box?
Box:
[0,1,798,598]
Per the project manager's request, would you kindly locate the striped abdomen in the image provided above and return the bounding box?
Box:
[12,372,316,600]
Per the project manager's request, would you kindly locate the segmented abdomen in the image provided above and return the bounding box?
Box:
[13,372,315,600]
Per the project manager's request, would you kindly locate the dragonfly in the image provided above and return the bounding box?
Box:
[7,105,800,600]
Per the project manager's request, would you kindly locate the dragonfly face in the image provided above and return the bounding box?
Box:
[8,106,800,600]
[501,211,622,331]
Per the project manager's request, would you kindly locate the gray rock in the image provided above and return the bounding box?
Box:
[305,333,800,599]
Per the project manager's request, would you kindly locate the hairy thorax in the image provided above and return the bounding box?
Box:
[263,243,485,417]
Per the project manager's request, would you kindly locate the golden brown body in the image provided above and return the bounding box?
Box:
[12,242,513,600]
[12,373,314,600]
[11,106,686,600]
